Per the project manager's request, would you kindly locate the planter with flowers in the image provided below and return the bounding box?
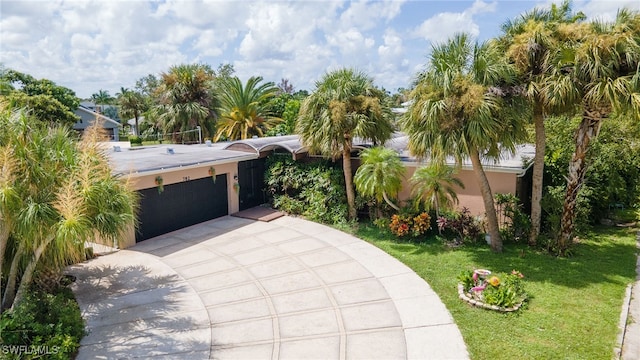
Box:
[457,269,527,312]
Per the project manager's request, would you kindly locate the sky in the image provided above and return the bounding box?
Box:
[1,0,638,99]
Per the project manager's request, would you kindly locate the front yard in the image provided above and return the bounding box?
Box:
[353,224,637,359]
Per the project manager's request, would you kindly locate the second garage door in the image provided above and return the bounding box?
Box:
[136,174,228,242]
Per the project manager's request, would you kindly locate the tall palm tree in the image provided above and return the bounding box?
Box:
[0,107,137,311]
[154,63,218,140]
[499,0,585,245]
[402,34,527,252]
[354,147,404,211]
[215,76,281,141]
[118,89,148,136]
[91,89,114,113]
[551,10,640,254]
[297,68,394,220]
[411,163,464,219]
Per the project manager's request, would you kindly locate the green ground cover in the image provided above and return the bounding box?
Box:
[353,224,638,360]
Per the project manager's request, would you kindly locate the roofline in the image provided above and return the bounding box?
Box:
[114,153,259,178]
[76,106,121,127]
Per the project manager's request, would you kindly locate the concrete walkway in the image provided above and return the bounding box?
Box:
[69,215,469,359]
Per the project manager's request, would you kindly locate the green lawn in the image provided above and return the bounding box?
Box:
[352,224,638,360]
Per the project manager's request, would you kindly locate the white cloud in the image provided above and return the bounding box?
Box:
[575,0,640,22]
[413,0,497,44]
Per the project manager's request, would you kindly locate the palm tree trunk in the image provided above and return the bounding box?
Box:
[529,107,545,246]
[558,111,603,255]
[11,236,54,310]
[469,149,502,252]
[134,114,140,137]
[2,240,25,311]
[382,191,400,211]
[342,146,357,220]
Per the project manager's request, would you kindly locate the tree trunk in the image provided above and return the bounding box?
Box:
[11,236,54,310]
[2,240,25,311]
[529,107,545,246]
[342,146,357,220]
[0,222,9,312]
[134,113,140,137]
[469,149,502,252]
[382,191,400,211]
[558,111,604,255]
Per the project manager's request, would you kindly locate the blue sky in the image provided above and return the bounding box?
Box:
[1,0,637,98]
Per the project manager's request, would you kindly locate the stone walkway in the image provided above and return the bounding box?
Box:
[69,215,469,359]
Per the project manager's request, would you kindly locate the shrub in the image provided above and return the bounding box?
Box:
[0,287,85,359]
[437,208,482,244]
[265,155,349,225]
[495,193,531,243]
[129,136,143,146]
[389,212,431,238]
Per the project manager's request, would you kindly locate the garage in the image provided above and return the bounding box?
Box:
[135,174,228,242]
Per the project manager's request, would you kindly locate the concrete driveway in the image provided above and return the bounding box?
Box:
[69,215,468,359]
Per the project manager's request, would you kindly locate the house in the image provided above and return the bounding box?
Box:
[73,105,121,141]
[111,133,533,248]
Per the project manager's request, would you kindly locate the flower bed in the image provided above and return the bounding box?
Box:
[457,269,527,312]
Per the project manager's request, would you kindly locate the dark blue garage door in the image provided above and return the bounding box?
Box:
[136,175,228,242]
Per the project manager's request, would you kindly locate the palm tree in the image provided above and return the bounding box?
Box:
[215,76,281,141]
[0,108,137,311]
[402,34,527,252]
[499,0,585,245]
[297,68,394,220]
[118,89,148,136]
[354,147,404,212]
[411,163,464,219]
[154,63,218,140]
[551,10,640,254]
[91,89,114,113]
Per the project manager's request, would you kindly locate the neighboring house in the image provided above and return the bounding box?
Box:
[109,133,533,248]
[126,116,145,136]
[73,105,121,141]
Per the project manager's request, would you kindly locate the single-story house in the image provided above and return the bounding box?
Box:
[111,133,533,248]
[74,105,121,141]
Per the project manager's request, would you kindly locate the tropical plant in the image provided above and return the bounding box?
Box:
[296,68,394,220]
[0,106,137,312]
[548,10,640,254]
[402,34,527,252]
[215,76,281,141]
[118,89,148,136]
[154,63,218,139]
[354,147,404,211]
[499,0,586,245]
[90,89,114,112]
[410,163,464,219]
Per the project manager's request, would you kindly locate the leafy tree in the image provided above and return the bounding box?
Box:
[215,76,281,141]
[154,63,218,139]
[402,34,527,252]
[297,68,394,220]
[411,164,464,219]
[266,98,301,136]
[549,10,640,254]
[1,69,80,125]
[0,106,136,312]
[135,74,161,98]
[499,0,585,245]
[354,147,405,211]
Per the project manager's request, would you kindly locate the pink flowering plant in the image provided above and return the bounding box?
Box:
[458,269,527,310]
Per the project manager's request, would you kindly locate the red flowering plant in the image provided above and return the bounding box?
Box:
[389,212,431,237]
[457,269,527,311]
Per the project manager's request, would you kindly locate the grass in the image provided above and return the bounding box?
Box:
[352,224,638,360]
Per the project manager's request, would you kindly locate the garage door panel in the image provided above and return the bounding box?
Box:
[136,174,228,242]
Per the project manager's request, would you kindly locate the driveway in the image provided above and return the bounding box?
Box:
[69,215,469,359]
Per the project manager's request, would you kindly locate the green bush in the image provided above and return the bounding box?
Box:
[265,155,349,225]
[0,287,85,359]
[129,136,143,146]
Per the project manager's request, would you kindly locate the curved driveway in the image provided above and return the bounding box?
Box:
[70,215,468,359]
